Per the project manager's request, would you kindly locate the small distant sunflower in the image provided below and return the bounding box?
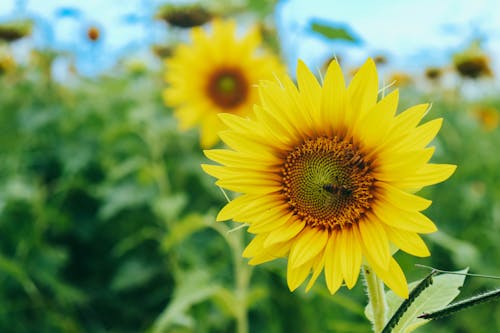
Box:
[388,71,413,87]
[0,20,32,42]
[425,67,442,81]
[472,106,499,132]
[0,54,16,74]
[156,4,212,28]
[202,59,456,298]
[453,40,493,79]
[87,26,100,42]
[454,55,492,79]
[163,19,283,148]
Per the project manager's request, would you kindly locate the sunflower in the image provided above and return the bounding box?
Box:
[87,26,100,42]
[202,58,456,298]
[163,19,283,148]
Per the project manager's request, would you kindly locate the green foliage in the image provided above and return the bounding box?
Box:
[1,25,500,333]
[0,63,217,332]
[310,20,361,43]
[366,269,468,332]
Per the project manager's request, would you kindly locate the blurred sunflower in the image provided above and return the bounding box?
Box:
[163,19,283,148]
[155,3,212,28]
[202,59,456,298]
[388,71,413,87]
[87,26,100,42]
[453,40,493,79]
[0,54,15,74]
[472,106,499,131]
[0,20,32,42]
[425,67,442,81]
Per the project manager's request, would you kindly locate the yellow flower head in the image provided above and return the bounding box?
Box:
[87,26,100,42]
[202,59,456,298]
[0,54,16,74]
[453,40,493,79]
[425,67,442,81]
[155,4,212,29]
[472,106,499,132]
[388,71,413,87]
[163,19,283,148]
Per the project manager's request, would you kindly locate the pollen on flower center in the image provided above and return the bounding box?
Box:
[206,68,248,109]
[281,136,375,230]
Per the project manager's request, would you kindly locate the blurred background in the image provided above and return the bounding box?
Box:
[0,0,499,332]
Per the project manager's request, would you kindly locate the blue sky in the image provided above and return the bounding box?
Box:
[1,0,499,76]
[278,0,500,73]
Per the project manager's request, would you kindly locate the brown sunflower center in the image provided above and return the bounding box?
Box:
[206,68,248,109]
[281,136,375,230]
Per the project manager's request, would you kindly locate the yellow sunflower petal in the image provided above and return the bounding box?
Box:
[296,60,322,126]
[321,59,346,133]
[212,20,236,61]
[204,149,281,167]
[216,194,259,221]
[215,179,281,195]
[384,225,430,257]
[287,258,314,291]
[258,82,302,140]
[358,217,390,269]
[305,252,326,292]
[249,240,292,265]
[218,130,276,157]
[367,257,409,299]
[242,234,267,258]
[252,105,296,150]
[249,202,289,220]
[346,58,378,128]
[391,163,457,189]
[376,182,432,212]
[173,105,205,130]
[324,232,343,294]
[358,89,399,148]
[391,118,443,152]
[339,227,362,289]
[247,209,291,233]
[235,26,261,58]
[200,114,223,149]
[218,113,264,136]
[280,74,315,138]
[390,103,430,136]
[374,202,437,233]
[264,219,306,247]
[373,147,435,179]
[289,228,329,269]
[201,164,275,182]
[235,194,287,221]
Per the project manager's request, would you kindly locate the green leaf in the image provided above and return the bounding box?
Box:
[0,253,40,298]
[153,194,188,224]
[160,213,209,251]
[151,271,221,332]
[310,20,361,43]
[111,260,158,291]
[418,288,500,321]
[366,268,468,333]
[212,287,237,317]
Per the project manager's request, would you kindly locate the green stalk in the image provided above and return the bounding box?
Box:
[233,229,250,333]
[211,222,251,333]
[363,265,388,333]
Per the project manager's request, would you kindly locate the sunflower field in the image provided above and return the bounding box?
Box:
[1,1,499,333]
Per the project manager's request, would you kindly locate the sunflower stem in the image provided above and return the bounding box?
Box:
[210,222,251,333]
[364,265,388,333]
[233,227,250,333]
